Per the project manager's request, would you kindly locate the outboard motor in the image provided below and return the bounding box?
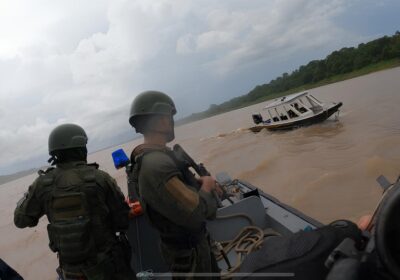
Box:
[252,114,263,125]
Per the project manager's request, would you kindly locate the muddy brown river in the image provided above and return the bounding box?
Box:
[1,67,400,279]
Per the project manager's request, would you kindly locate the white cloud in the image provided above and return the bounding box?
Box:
[0,0,108,58]
[176,34,197,54]
[0,0,382,173]
[173,0,355,75]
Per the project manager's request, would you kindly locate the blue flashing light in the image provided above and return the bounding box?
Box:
[112,149,130,169]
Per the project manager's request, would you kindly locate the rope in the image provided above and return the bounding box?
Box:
[213,213,280,279]
[215,226,264,279]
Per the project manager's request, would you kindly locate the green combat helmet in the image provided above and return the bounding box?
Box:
[48,123,88,153]
[129,90,176,132]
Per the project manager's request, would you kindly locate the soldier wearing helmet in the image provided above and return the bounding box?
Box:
[14,124,135,280]
[129,91,220,278]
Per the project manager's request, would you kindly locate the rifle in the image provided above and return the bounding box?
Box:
[173,144,225,207]
[326,175,400,280]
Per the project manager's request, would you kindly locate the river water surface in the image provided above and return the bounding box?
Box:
[174,67,400,223]
[1,67,400,279]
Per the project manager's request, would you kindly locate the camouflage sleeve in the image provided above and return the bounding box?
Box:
[14,179,44,228]
[139,152,217,232]
[100,171,130,232]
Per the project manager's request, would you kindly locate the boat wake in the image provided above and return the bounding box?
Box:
[200,127,250,141]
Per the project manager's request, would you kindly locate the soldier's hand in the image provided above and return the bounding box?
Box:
[357,214,372,231]
[215,182,224,198]
[198,176,217,193]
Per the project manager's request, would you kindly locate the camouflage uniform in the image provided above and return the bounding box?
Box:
[14,124,134,280]
[132,144,219,277]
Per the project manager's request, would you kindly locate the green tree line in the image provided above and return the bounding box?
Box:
[178,31,400,125]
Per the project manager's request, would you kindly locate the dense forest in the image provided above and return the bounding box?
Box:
[179,31,400,124]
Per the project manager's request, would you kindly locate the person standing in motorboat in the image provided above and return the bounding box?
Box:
[14,124,135,280]
[128,91,221,279]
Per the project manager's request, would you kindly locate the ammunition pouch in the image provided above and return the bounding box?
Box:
[48,217,95,263]
[43,168,101,265]
[60,246,132,280]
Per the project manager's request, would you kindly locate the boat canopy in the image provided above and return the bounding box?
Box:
[263,91,309,110]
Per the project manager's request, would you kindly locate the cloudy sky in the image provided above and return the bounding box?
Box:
[0,0,399,174]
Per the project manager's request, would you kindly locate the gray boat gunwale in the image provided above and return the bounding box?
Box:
[237,179,324,228]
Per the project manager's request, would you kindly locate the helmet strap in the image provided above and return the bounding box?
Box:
[48,155,58,166]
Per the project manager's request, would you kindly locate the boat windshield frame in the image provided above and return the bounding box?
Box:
[263,92,321,123]
[263,91,309,110]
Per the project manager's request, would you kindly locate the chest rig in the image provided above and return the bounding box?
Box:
[38,164,103,264]
[127,145,201,202]
[127,145,206,249]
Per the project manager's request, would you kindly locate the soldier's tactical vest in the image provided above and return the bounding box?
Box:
[38,165,113,265]
[129,147,200,199]
[128,148,205,248]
